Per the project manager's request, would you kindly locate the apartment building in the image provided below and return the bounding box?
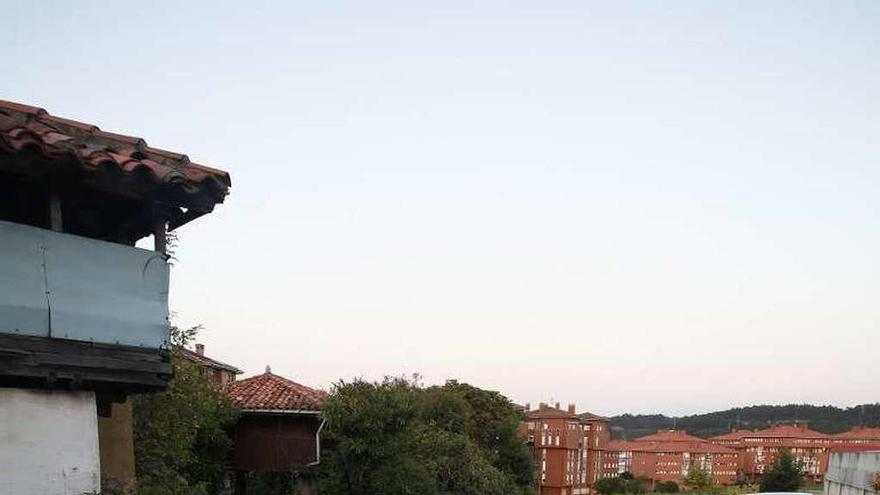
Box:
[522,403,610,495]
[605,432,739,487]
[707,423,875,481]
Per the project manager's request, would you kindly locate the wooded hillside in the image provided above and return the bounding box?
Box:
[610,403,880,439]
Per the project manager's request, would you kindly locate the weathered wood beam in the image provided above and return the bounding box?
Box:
[0,333,172,393]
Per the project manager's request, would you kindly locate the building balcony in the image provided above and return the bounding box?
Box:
[0,219,172,391]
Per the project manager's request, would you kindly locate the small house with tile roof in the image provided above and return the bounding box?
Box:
[227,367,327,494]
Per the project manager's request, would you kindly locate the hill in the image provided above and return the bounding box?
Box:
[609,403,880,440]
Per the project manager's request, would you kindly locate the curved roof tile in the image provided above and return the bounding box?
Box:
[228,371,327,413]
[0,99,230,207]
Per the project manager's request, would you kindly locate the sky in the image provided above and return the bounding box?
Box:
[3,1,879,416]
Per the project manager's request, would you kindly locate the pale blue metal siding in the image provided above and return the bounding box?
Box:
[0,221,50,337]
[0,220,170,348]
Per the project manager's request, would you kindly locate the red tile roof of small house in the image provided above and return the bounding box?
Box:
[228,369,327,413]
[0,99,230,214]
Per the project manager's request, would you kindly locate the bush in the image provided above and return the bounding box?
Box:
[655,481,680,493]
[596,476,627,495]
[132,326,238,495]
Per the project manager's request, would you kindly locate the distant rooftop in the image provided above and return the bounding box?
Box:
[634,429,707,443]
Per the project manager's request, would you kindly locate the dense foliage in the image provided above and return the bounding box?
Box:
[759,450,803,493]
[317,377,534,495]
[610,404,880,439]
[595,472,650,495]
[132,326,238,495]
[654,481,680,493]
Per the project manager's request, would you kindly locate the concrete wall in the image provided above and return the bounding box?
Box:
[0,387,101,494]
[98,399,136,493]
[824,451,880,495]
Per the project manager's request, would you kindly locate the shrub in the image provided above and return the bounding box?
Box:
[655,481,680,493]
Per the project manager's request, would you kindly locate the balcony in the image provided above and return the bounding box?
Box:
[0,220,172,390]
[0,219,169,347]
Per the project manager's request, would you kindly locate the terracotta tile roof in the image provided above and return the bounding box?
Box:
[180,348,242,374]
[609,439,736,454]
[634,429,707,443]
[0,99,230,208]
[830,443,880,452]
[228,370,327,413]
[709,429,757,441]
[608,440,642,451]
[526,406,578,420]
[578,411,609,421]
[744,423,830,439]
[832,427,880,440]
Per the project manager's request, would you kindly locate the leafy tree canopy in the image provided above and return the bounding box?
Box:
[318,376,533,495]
[759,450,803,493]
[132,325,238,495]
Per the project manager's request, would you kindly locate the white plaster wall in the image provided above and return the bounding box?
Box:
[0,387,101,495]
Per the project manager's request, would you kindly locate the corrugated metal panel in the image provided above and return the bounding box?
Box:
[0,220,170,348]
[0,221,50,337]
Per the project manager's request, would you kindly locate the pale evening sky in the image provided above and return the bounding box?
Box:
[3,1,878,416]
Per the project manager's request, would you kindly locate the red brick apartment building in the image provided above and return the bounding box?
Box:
[522,403,610,495]
[709,423,880,482]
[604,430,739,487]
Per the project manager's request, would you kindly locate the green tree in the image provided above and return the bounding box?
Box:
[759,450,803,493]
[132,326,238,495]
[318,376,534,495]
[684,462,714,494]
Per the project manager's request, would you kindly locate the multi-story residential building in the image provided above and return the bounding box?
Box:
[580,411,612,488]
[709,423,848,482]
[606,433,739,487]
[522,403,609,495]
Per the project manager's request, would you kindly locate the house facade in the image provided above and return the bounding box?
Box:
[0,99,230,493]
